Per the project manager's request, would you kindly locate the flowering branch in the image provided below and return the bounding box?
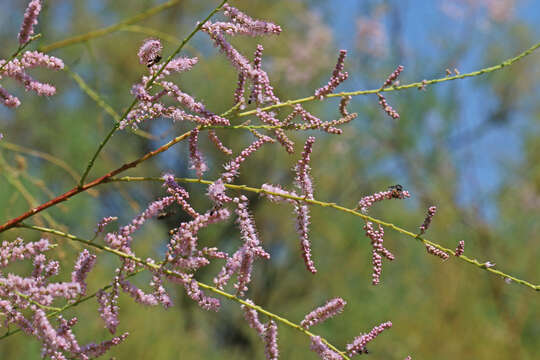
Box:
[104,176,540,292]
[0,267,145,341]
[236,41,540,118]
[77,0,228,187]
[13,223,351,359]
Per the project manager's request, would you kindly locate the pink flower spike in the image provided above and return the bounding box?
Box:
[454,240,465,256]
[221,136,273,183]
[296,204,317,274]
[233,72,246,106]
[419,206,437,235]
[80,332,129,358]
[18,0,42,45]
[222,4,282,36]
[425,244,449,260]
[21,51,64,70]
[241,299,265,336]
[71,249,96,295]
[207,178,232,205]
[0,85,21,108]
[310,336,343,360]
[264,320,279,360]
[294,136,316,197]
[301,297,347,329]
[346,321,392,356]
[377,93,400,119]
[357,186,411,213]
[95,216,118,234]
[314,50,349,99]
[96,286,119,334]
[182,277,221,311]
[137,38,162,66]
[208,130,233,155]
[405,356,412,360]
[382,65,404,89]
[189,128,208,178]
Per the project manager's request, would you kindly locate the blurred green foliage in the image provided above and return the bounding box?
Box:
[0,0,539,359]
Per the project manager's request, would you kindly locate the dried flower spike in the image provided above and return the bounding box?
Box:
[419,206,437,235]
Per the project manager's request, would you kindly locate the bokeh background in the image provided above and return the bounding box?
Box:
[1,0,539,358]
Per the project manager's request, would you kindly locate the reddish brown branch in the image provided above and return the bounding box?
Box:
[0,130,193,233]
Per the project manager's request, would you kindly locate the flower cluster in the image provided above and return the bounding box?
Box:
[346,321,393,356]
[137,38,162,66]
[1,1,64,109]
[201,4,281,107]
[310,336,342,360]
[301,297,347,329]
[0,51,64,108]
[294,137,318,274]
[121,48,229,130]
[0,237,126,359]
[376,65,404,119]
[425,244,450,260]
[314,49,349,99]
[94,216,118,235]
[356,186,410,284]
[365,222,395,285]
[18,0,41,44]
[356,186,411,213]
[241,300,279,359]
